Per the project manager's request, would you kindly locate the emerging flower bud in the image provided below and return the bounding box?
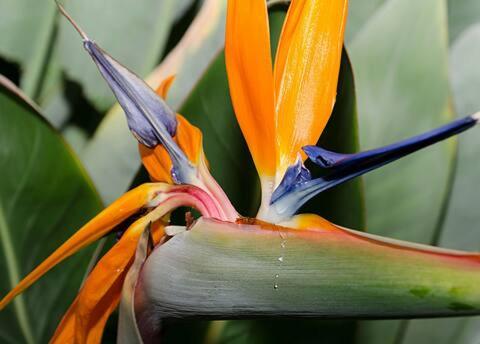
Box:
[83,40,177,148]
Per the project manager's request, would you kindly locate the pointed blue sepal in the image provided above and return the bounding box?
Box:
[302,146,347,169]
[84,40,177,148]
[56,2,197,185]
[84,40,197,184]
[271,157,311,203]
[304,115,477,174]
[270,115,479,221]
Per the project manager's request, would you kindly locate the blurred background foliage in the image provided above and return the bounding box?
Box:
[0,0,479,343]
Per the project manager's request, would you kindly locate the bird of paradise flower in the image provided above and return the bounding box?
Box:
[1,0,480,342]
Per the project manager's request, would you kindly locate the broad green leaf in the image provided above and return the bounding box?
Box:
[443,26,480,250]
[0,0,57,98]
[35,37,70,128]
[63,125,89,155]
[57,0,192,110]
[396,23,480,344]
[344,0,480,46]
[349,0,455,343]
[81,0,227,204]
[345,0,386,42]
[350,0,453,243]
[0,77,103,343]
[448,0,480,43]
[400,317,480,344]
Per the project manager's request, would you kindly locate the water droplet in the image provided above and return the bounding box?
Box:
[281,240,286,248]
[274,283,279,290]
[278,256,284,262]
[275,274,279,278]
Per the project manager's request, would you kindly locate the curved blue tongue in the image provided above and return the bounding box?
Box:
[271,114,479,219]
[304,115,477,173]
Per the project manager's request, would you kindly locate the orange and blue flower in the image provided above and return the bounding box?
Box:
[1,0,479,342]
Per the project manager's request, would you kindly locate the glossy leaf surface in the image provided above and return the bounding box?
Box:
[350,0,453,244]
[396,22,480,344]
[0,78,102,343]
[0,0,57,98]
[350,0,455,342]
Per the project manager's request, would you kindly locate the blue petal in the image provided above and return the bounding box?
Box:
[272,157,311,202]
[84,40,197,183]
[84,40,177,148]
[302,146,346,168]
[303,115,477,173]
[271,115,479,220]
[56,2,196,185]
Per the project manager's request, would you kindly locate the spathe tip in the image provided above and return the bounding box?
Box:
[55,0,89,41]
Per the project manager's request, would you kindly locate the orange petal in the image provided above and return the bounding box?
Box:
[0,183,165,310]
[156,75,176,99]
[50,298,77,343]
[140,75,205,183]
[50,279,122,344]
[139,144,174,184]
[280,213,338,231]
[176,114,203,164]
[225,0,276,176]
[140,114,204,183]
[51,220,165,344]
[274,0,348,178]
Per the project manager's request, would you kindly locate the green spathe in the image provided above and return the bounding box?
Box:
[133,217,480,329]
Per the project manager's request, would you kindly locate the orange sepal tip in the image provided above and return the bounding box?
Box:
[0,183,165,310]
[51,220,165,344]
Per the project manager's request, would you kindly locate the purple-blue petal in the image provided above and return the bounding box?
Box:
[84,40,177,148]
[303,115,477,174]
[271,158,311,202]
[302,146,347,168]
[271,115,479,219]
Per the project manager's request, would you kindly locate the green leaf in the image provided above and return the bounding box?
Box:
[448,0,480,43]
[350,0,454,244]
[345,0,386,42]
[0,77,103,343]
[344,0,480,46]
[443,27,480,250]
[349,0,455,342]
[57,0,191,110]
[81,0,227,204]
[0,0,57,98]
[395,22,480,344]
